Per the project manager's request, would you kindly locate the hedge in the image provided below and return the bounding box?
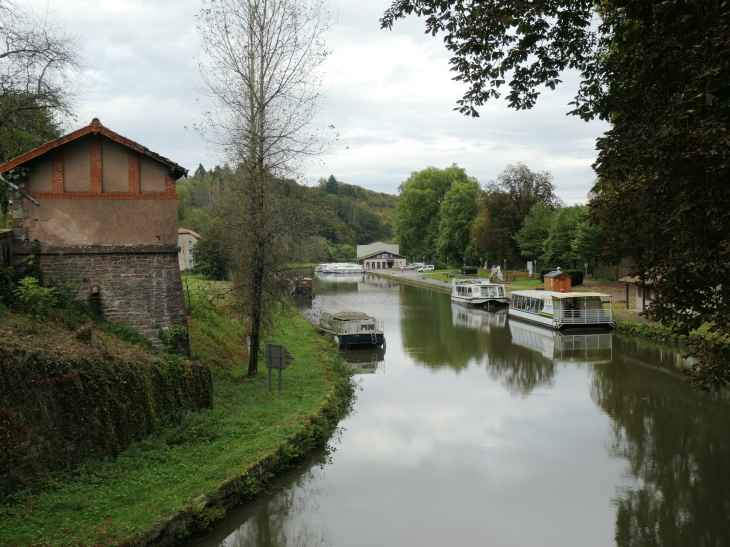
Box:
[461,266,478,275]
[0,344,212,500]
[539,267,584,286]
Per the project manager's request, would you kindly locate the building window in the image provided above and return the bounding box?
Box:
[189,260,194,268]
[188,240,193,246]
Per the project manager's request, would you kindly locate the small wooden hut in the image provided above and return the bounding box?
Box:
[544,269,572,292]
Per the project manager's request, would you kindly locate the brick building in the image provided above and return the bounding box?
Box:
[0,118,189,349]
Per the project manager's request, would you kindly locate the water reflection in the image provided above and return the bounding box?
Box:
[188,276,730,547]
[189,446,336,547]
[342,346,386,374]
[589,337,730,546]
[509,321,613,363]
[451,304,507,332]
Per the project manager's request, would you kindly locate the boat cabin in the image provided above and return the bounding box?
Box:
[451,278,509,306]
[508,291,613,329]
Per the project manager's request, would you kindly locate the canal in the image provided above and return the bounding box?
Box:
[186,274,730,547]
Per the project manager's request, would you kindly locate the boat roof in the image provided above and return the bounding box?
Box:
[512,290,611,299]
[453,278,500,285]
[322,308,374,320]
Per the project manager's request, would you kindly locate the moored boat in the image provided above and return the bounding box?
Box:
[450,278,510,307]
[508,290,613,329]
[317,308,385,348]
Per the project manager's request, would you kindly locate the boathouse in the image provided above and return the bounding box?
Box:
[0,118,189,350]
[355,241,406,270]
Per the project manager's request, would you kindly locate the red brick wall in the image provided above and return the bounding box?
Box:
[51,152,64,194]
[89,135,102,194]
[39,250,188,348]
[128,153,140,195]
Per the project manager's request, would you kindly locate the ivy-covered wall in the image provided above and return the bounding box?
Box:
[0,347,212,500]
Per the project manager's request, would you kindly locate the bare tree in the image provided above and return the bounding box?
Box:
[196,0,334,375]
[0,0,85,122]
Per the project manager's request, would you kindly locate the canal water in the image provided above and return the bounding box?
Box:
[186,274,730,547]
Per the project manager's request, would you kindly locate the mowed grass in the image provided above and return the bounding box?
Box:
[0,301,347,547]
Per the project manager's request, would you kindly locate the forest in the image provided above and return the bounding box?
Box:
[177,166,398,274]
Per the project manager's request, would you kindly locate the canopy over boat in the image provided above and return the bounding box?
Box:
[512,290,610,300]
[323,309,374,320]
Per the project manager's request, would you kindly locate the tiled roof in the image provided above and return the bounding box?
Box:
[0,118,188,179]
[178,227,202,239]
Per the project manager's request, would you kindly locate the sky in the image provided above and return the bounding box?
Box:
[29,0,609,203]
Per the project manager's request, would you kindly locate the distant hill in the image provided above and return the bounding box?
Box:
[176,166,398,262]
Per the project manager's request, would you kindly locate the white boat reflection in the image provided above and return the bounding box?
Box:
[358,275,400,291]
[315,272,362,283]
[509,321,613,363]
[451,304,508,332]
[342,346,386,374]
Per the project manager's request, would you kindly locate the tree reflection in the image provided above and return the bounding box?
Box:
[591,336,730,546]
[399,287,487,371]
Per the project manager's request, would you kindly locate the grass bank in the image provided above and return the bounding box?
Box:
[0,298,355,547]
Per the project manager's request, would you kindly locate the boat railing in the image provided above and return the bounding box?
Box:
[556,309,613,324]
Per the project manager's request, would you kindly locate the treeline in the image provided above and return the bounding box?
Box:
[397,163,618,275]
[177,167,398,276]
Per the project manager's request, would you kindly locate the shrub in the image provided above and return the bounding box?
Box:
[539,267,557,282]
[13,277,56,317]
[461,266,478,275]
[433,261,448,270]
[564,269,584,286]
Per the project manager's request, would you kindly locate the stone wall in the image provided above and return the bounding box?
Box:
[33,246,188,349]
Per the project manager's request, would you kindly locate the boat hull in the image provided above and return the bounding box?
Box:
[451,296,510,307]
[333,333,385,348]
[508,308,613,330]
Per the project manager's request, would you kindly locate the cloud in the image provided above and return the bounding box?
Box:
[27,0,608,203]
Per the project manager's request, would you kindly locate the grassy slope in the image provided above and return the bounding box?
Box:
[0,299,349,547]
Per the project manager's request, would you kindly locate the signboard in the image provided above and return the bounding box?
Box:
[266,344,294,369]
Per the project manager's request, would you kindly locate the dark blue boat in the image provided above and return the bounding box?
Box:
[318,309,385,348]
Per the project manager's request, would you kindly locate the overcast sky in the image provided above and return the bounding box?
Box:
[31,0,608,203]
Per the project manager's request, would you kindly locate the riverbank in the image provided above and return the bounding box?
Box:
[0,303,355,547]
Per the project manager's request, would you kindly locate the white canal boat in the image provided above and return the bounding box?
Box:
[317,263,363,274]
[450,278,510,307]
[508,290,613,329]
[317,309,385,348]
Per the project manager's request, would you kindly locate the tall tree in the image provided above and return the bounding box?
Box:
[514,201,555,265]
[197,0,333,376]
[472,163,559,266]
[325,174,339,194]
[436,177,480,263]
[395,164,470,260]
[382,0,730,388]
[543,206,584,268]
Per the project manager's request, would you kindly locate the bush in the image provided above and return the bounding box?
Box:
[564,269,584,286]
[539,267,557,282]
[13,277,56,317]
[461,266,478,275]
[433,261,448,270]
